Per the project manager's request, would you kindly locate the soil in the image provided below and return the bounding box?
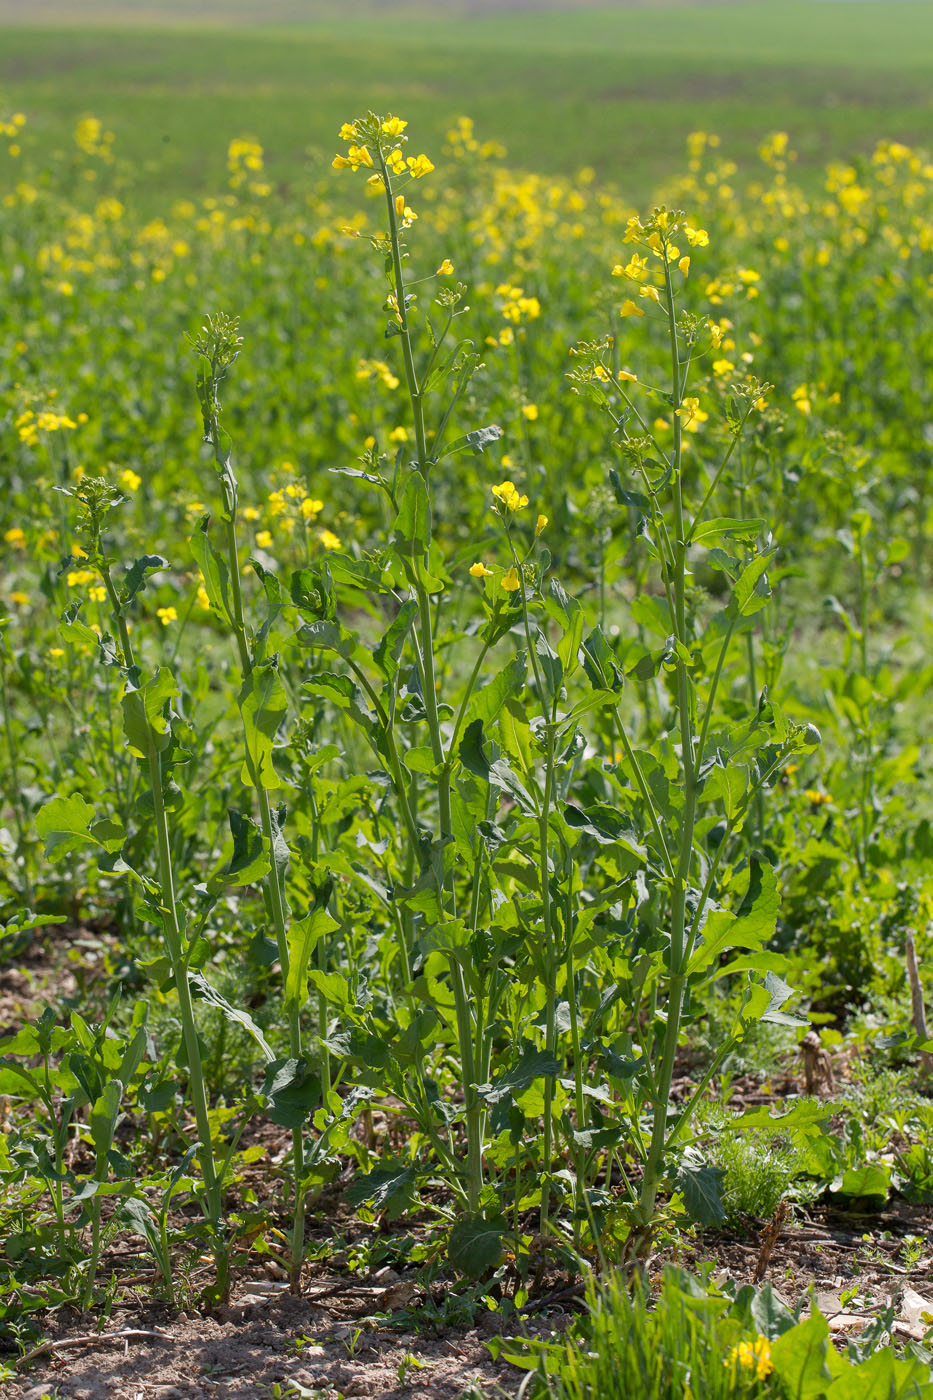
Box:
[4,926,933,1398]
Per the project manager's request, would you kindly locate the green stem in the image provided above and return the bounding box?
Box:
[382,148,483,1212]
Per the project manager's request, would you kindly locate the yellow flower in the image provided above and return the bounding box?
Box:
[4,527,26,548]
[389,426,409,443]
[89,585,107,603]
[521,404,539,421]
[436,258,454,275]
[618,369,637,383]
[676,397,709,432]
[535,514,548,536]
[712,359,734,376]
[119,468,141,492]
[491,479,528,511]
[156,606,178,625]
[10,590,30,606]
[196,584,211,609]
[805,788,833,806]
[639,284,661,304]
[49,647,65,659]
[256,530,273,547]
[679,255,690,277]
[727,1337,772,1381]
[320,529,341,551]
[406,153,435,178]
[501,567,521,592]
[619,300,644,318]
[469,561,492,578]
[381,117,408,138]
[685,226,709,247]
[338,122,360,142]
[301,497,324,520]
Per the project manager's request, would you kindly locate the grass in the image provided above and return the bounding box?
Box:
[0,2,931,204]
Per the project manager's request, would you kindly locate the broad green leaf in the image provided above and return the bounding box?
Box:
[478,1044,561,1105]
[89,1081,122,1169]
[770,1310,847,1400]
[464,424,502,454]
[831,1162,891,1200]
[210,810,270,892]
[547,578,583,676]
[261,1056,320,1129]
[285,906,340,1009]
[122,554,169,606]
[238,660,287,788]
[392,472,431,558]
[447,1213,506,1279]
[730,548,775,618]
[688,862,779,975]
[121,668,178,757]
[629,593,672,639]
[345,1163,419,1220]
[466,652,527,727]
[459,718,536,813]
[36,794,125,864]
[692,516,766,547]
[306,968,353,1013]
[373,598,418,680]
[190,519,232,623]
[676,1156,726,1226]
[580,625,624,694]
[825,1348,931,1400]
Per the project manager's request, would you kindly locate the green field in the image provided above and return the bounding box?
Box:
[1,1,931,200]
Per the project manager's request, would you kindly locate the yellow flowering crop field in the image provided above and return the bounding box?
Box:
[2,8,933,1397]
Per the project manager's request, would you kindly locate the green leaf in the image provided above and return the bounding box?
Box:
[629,594,672,639]
[261,1056,320,1129]
[373,599,418,680]
[730,548,775,618]
[466,652,527,726]
[692,516,766,548]
[770,1310,846,1400]
[121,667,177,757]
[190,519,232,623]
[459,719,536,813]
[188,971,274,1061]
[825,1348,929,1400]
[238,660,287,788]
[580,625,624,694]
[392,472,431,558]
[89,1081,122,1170]
[761,970,807,1027]
[688,861,779,975]
[345,1163,419,1220]
[208,810,269,893]
[478,1044,561,1106]
[36,794,125,864]
[832,1162,891,1200]
[676,1155,726,1226]
[464,424,503,454]
[122,554,169,606]
[447,1214,507,1278]
[285,906,340,1009]
[547,578,583,676]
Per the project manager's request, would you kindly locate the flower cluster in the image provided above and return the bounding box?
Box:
[726,1336,773,1381]
[74,115,114,161]
[227,137,269,196]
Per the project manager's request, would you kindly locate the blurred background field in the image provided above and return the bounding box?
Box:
[1,1,931,203]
